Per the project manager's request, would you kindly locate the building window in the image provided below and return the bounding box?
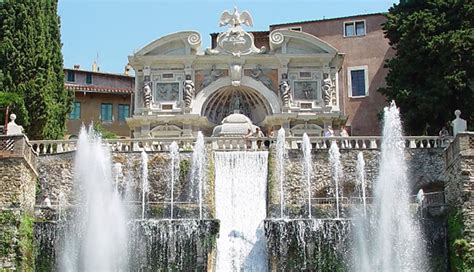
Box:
[288,26,302,31]
[118,104,129,122]
[69,102,81,120]
[101,103,113,122]
[348,66,369,97]
[67,70,75,82]
[86,73,93,84]
[344,20,366,37]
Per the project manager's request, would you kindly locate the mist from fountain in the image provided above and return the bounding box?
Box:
[59,126,128,271]
[141,150,149,220]
[275,127,286,218]
[354,101,426,271]
[169,141,180,219]
[329,141,343,219]
[191,132,206,219]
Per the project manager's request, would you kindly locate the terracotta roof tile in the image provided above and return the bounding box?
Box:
[65,83,133,94]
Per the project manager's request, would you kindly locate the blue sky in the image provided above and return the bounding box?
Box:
[58,0,398,73]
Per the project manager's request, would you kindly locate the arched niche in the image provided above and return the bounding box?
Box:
[193,76,281,125]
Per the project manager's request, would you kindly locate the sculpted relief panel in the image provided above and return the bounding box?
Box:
[293,81,319,100]
[155,82,180,101]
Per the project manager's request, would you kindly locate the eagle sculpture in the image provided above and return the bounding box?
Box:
[219,7,253,28]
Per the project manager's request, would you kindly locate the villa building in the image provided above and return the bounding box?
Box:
[126,10,391,138]
[64,66,134,138]
[271,13,393,135]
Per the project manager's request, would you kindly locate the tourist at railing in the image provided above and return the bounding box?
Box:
[255,127,265,149]
[439,126,450,147]
[243,128,253,149]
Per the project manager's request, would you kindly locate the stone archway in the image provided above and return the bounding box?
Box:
[193,76,281,125]
[202,85,271,125]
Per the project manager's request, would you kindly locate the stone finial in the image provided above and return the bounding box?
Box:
[452,109,467,136]
[6,113,24,135]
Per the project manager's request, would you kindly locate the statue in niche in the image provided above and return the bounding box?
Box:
[183,80,195,109]
[322,73,335,106]
[232,93,241,111]
[143,82,152,108]
[279,80,291,107]
[250,65,273,90]
[201,65,223,89]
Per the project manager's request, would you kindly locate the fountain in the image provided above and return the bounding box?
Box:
[329,140,343,219]
[169,141,180,219]
[59,126,128,271]
[214,151,268,271]
[275,127,286,218]
[354,101,426,271]
[356,152,367,214]
[301,133,313,218]
[141,150,149,219]
[191,131,206,219]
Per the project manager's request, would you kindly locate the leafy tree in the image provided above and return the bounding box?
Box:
[380,0,473,135]
[0,0,73,139]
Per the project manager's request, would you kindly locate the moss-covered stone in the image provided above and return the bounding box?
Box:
[448,209,474,271]
[0,210,35,271]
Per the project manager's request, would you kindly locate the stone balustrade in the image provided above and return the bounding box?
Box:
[29,135,451,155]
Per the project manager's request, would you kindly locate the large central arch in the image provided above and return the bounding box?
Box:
[193,76,281,125]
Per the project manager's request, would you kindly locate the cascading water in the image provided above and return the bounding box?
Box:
[141,150,149,220]
[356,152,367,214]
[329,141,343,219]
[214,151,268,271]
[191,132,206,219]
[169,142,180,219]
[301,133,313,218]
[60,126,128,271]
[354,101,426,271]
[275,127,286,218]
[113,162,123,192]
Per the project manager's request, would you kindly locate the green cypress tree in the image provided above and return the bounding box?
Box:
[0,0,72,139]
[380,0,474,135]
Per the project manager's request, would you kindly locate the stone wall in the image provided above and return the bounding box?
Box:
[0,158,37,212]
[34,219,219,271]
[268,148,445,218]
[444,133,474,244]
[37,151,214,219]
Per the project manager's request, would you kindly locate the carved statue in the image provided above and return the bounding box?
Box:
[232,93,241,111]
[279,80,291,107]
[6,113,24,135]
[321,73,334,106]
[143,82,152,108]
[452,109,467,136]
[201,65,223,88]
[219,7,253,28]
[183,80,195,109]
[206,7,263,56]
[250,65,273,90]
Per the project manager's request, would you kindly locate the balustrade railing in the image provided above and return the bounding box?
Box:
[29,135,451,155]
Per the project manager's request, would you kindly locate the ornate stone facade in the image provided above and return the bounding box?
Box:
[127,8,345,138]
